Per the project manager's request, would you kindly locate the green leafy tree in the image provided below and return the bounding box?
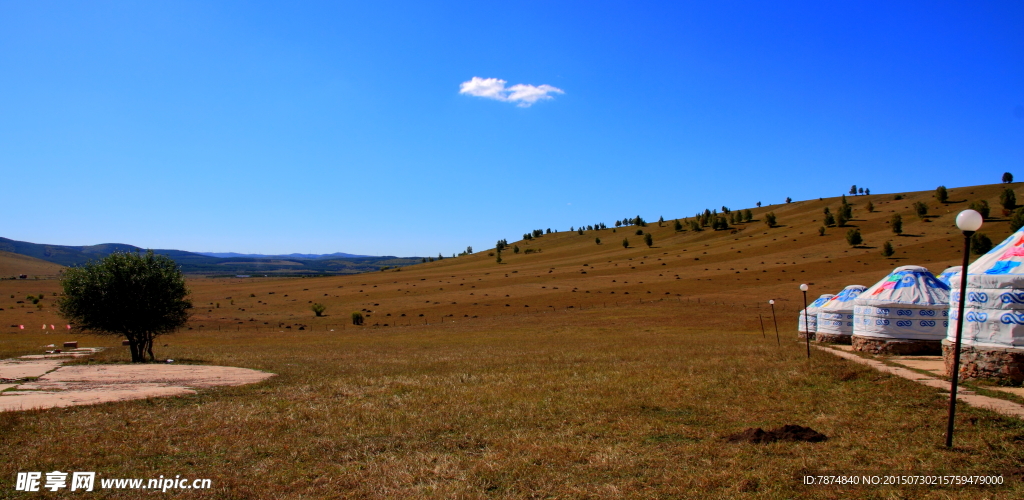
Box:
[743,209,752,222]
[859,187,864,195]
[850,185,858,195]
[764,212,777,227]
[58,251,191,363]
[1011,208,1024,232]
[846,228,863,247]
[1004,172,1014,184]
[1000,188,1017,210]
[643,233,653,247]
[882,241,895,257]
[936,186,948,203]
[311,303,326,317]
[674,219,683,231]
[971,233,993,255]
[786,197,792,203]
[622,237,629,249]
[913,201,928,220]
[835,211,847,227]
[891,214,903,235]
[840,195,852,219]
[513,245,520,254]
[969,200,990,219]
[689,220,702,232]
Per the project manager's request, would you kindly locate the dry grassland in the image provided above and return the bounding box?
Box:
[2,183,1024,498]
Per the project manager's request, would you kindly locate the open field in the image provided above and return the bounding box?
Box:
[2,183,1024,498]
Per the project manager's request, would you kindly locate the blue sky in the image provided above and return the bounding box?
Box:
[2,1,1023,256]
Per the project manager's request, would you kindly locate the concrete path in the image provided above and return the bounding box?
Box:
[816,345,1024,419]
[0,347,275,412]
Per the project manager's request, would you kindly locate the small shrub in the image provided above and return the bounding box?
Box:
[846,228,863,247]
[972,233,993,255]
[674,220,683,231]
[818,226,825,236]
[894,194,903,200]
[913,201,928,219]
[764,212,777,228]
[882,241,894,257]
[513,245,520,254]
[644,233,653,247]
[936,185,948,203]
[622,238,629,249]
[595,237,602,245]
[824,213,836,226]
[891,214,903,235]
[786,197,792,203]
[866,201,874,213]
[969,200,990,219]
[635,229,644,235]
[351,312,364,325]
[836,212,848,227]
[250,293,256,297]
[311,303,326,317]
[1011,207,1024,232]
[1000,188,1017,210]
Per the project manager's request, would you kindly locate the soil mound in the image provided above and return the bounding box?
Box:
[726,425,827,443]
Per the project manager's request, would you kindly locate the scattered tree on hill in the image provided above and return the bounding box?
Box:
[913,201,928,220]
[421,257,427,263]
[428,257,434,262]
[58,250,191,363]
[818,226,826,236]
[496,250,502,264]
[836,211,848,227]
[578,228,585,235]
[786,197,792,203]
[840,195,853,219]
[689,220,702,232]
[846,228,863,247]
[972,233,993,255]
[635,229,644,235]
[351,312,364,325]
[764,212,777,228]
[643,233,653,247]
[743,209,753,222]
[1010,208,1024,232]
[311,303,326,317]
[894,194,903,200]
[546,228,552,234]
[859,187,864,195]
[891,214,903,235]
[622,237,629,249]
[1001,188,1017,210]
[866,200,874,213]
[595,237,601,245]
[824,212,835,226]
[496,239,508,252]
[865,188,871,195]
[674,219,683,231]
[850,185,858,195]
[615,220,622,227]
[658,216,665,227]
[513,245,520,254]
[438,253,444,260]
[882,241,895,257]
[634,215,647,227]
[969,200,990,219]
[1004,172,1015,184]
[756,201,762,207]
[466,246,473,254]
[936,186,948,203]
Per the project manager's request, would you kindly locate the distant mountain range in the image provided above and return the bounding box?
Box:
[0,237,421,276]
[197,252,371,260]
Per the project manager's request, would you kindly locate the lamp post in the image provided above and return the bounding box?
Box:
[800,284,810,359]
[769,300,780,347]
[946,209,983,448]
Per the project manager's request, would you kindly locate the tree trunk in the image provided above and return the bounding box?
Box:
[127,338,143,363]
[145,336,154,361]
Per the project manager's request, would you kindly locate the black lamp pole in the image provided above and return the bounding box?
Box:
[802,289,810,359]
[769,300,780,347]
[946,229,974,448]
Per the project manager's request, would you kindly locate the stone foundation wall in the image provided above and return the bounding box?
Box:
[852,336,941,356]
[798,331,815,341]
[815,332,851,345]
[942,342,1024,385]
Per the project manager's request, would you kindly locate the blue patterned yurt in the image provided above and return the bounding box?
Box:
[936,266,961,287]
[852,266,950,354]
[815,285,867,343]
[798,294,835,339]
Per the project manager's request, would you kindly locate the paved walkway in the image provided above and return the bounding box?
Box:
[817,345,1024,419]
[0,347,274,412]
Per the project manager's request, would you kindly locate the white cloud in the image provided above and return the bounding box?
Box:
[459,77,564,107]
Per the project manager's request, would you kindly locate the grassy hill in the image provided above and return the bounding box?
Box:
[3,182,1023,497]
[0,251,64,279]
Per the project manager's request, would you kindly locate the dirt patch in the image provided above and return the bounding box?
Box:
[725,425,827,443]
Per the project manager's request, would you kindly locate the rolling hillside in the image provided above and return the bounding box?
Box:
[0,251,64,279]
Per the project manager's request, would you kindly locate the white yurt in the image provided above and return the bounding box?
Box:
[946,230,1024,384]
[936,266,961,287]
[851,266,950,355]
[815,285,868,344]
[798,294,835,340]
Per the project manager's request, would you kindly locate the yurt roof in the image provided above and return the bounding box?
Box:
[951,230,1024,289]
[936,266,961,286]
[819,285,867,311]
[854,265,950,307]
[807,294,835,310]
